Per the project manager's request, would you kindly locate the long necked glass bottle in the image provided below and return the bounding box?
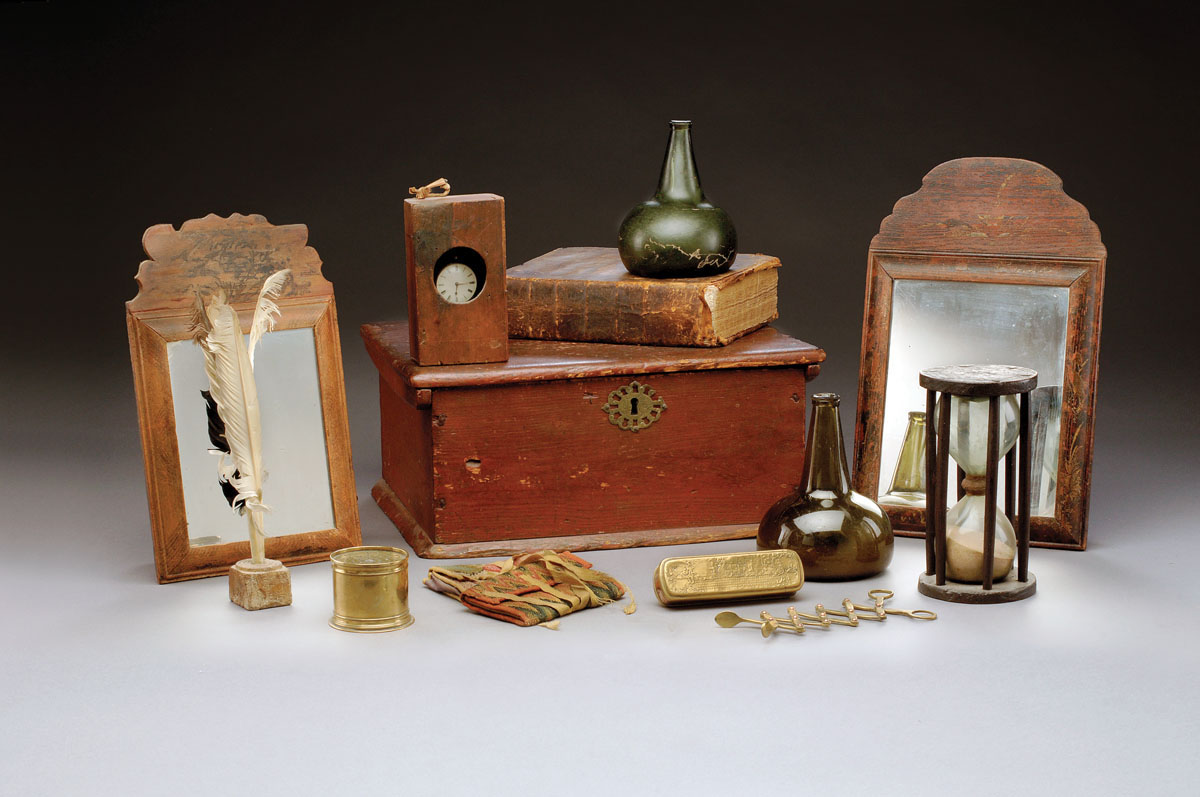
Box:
[617,120,737,278]
[881,411,927,507]
[757,393,894,580]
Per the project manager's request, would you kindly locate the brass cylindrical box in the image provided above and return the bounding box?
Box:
[329,546,414,632]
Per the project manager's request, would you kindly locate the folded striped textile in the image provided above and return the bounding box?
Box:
[424,550,635,627]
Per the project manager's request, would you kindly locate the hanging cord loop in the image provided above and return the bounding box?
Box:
[409,177,451,199]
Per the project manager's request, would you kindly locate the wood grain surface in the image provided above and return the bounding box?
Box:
[130,213,331,314]
[853,157,1106,550]
[919,364,1038,396]
[372,478,761,558]
[363,320,823,399]
[364,322,827,556]
[870,157,1105,257]
[127,213,361,582]
[404,193,508,365]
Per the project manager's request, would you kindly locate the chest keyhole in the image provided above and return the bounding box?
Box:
[629,397,639,416]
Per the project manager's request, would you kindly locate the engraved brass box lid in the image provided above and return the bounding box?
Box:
[653,549,805,607]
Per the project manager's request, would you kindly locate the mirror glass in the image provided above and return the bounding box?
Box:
[167,328,335,546]
[879,279,1069,516]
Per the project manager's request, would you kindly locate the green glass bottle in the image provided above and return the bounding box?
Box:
[880,411,927,507]
[617,120,737,278]
[757,393,894,580]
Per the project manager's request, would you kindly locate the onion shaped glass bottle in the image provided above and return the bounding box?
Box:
[757,393,893,580]
[617,120,737,278]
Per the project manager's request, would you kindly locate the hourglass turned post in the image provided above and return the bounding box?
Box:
[918,364,1038,604]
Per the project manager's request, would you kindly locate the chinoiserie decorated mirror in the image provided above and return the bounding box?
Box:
[127,213,361,582]
[853,158,1105,549]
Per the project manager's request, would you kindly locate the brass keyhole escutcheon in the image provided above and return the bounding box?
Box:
[602,381,666,432]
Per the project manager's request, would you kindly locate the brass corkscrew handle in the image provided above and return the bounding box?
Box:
[715,589,937,638]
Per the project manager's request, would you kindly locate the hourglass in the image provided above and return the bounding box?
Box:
[918,365,1037,603]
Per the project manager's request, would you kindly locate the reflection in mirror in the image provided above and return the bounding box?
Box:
[880,279,1068,517]
[880,410,926,507]
[167,328,334,546]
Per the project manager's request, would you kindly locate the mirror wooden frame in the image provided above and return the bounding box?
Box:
[127,213,361,582]
[853,158,1105,550]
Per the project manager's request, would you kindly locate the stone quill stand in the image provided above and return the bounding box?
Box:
[229,558,292,610]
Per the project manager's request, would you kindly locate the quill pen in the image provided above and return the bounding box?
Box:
[190,270,291,563]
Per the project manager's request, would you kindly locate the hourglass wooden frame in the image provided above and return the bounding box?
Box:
[918,365,1037,604]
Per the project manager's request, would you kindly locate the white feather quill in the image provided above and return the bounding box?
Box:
[190,270,290,564]
[247,269,291,367]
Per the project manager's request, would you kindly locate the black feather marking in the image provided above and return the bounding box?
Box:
[201,390,230,453]
[218,471,246,514]
[202,390,244,513]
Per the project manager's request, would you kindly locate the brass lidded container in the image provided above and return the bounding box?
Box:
[329,546,414,632]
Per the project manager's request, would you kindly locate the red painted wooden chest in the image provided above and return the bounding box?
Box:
[361,321,825,558]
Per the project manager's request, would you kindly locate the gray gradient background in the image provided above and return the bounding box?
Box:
[2,3,1197,795]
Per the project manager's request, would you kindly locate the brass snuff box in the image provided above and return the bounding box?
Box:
[653,549,804,606]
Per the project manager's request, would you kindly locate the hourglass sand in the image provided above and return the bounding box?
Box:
[917,365,1038,603]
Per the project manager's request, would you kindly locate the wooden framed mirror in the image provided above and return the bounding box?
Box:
[853,158,1105,549]
[127,213,361,582]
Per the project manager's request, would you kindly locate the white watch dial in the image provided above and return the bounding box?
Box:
[434,262,479,304]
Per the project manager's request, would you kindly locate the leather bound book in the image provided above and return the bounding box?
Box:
[507,247,780,347]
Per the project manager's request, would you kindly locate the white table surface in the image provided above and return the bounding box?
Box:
[3,366,1197,797]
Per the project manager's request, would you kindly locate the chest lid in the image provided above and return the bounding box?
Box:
[362,320,824,404]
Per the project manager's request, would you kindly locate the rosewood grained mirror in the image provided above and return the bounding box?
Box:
[853,158,1105,549]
